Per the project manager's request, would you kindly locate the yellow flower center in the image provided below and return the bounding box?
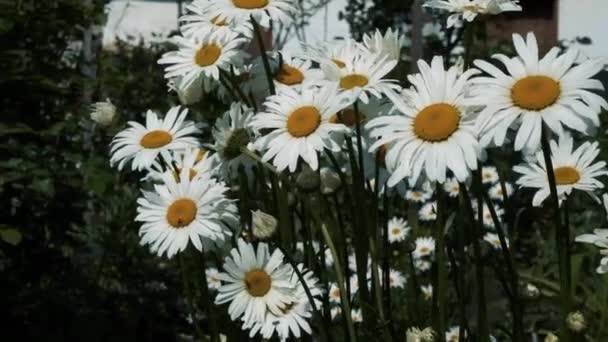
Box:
[511,76,560,111]
[419,247,430,254]
[329,108,365,127]
[287,106,321,137]
[339,74,369,90]
[232,0,268,9]
[166,198,197,228]
[391,228,401,235]
[463,4,482,12]
[332,58,346,68]
[244,269,272,297]
[140,130,173,149]
[211,15,228,26]
[414,103,460,142]
[553,166,580,185]
[275,65,304,86]
[195,149,207,162]
[195,44,222,67]
[330,287,341,298]
[376,144,388,168]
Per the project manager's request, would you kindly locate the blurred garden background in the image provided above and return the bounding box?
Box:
[1,0,608,341]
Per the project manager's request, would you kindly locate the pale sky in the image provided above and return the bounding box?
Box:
[104,0,608,58]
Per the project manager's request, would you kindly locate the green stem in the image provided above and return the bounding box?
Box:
[240,147,279,175]
[540,126,571,340]
[200,252,220,342]
[320,222,358,342]
[461,183,490,342]
[435,183,447,342]
[179,254,205,341]
[250,16,276,96]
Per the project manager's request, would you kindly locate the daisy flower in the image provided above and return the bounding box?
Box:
[483,232,509,250]
[206,267,223,290]
[387,269,406,288]
[575,229,608,274]
[330,307,342,320]
[251,84,351,172]
[421,284,433,300]
[473,32,608,152]
[351,309,363,323]
[419,201,438,221]
[252,52,324,92]
[321,50,400,104]
[158,30,247,90]
[328,283,342,304]
[415,259,432,272]
[145,148,217,182]
[215,239,296,325]
[513,134,608,206]
[110,106,199,171]
[443,178,461,197]
[473,200,505,228]
[406,182,434,203]
[367,56,481,186]
[387,216,411,243]
[413,236,436,259]
[90,98,117,126]
[135,169,238,258]
[445,326,465,342]
[489,182,514,201]
[362,28,408,63]
[424,0,522,28]
[180,0,253,38]
[212,102,256,180]
[208,0,295,28]
[247,265,322,340]
[300,39,362,70]
[481,166,499,184]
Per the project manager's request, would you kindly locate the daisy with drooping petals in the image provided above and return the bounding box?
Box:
[514,134,608,207]
[576,229,608,274]
[367,56,481,187]
[110,106,199,171]
[473,32,608,152]
[252,52,324,92]
[215,239,296,326]
[180,0,253,38]
[443,178,461,197]
[251,84,351,172]
[424,0,522,28]
[387,217,411,243]
[362,28,408,62]
[136,169,238,258]
[145,147,217,182]
[247,265,322,341]
[158,30,247,90]
[212,102,256,180]
[413,236,436,259]
[208,0,295,28]
[321,51,400,104]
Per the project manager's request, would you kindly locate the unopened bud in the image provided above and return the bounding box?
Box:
[320,167,341,194]
[566,311,586,333]
[251,210,277,240]
[523,283,540,299]
[296,166,320,193]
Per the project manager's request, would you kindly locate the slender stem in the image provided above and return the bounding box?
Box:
[178,254,204,341]
[250,16,276,95]
[481,189,524,340]
[435,183,447,342]
[460,184,490,342]
[540,126,572,339]
[353,101,366,190]
[382,190,395,339]
[200,252,220,342]
[320,223,358,342]
[240,147,279,175]
[219,68,250,106]
[330,193,352,303]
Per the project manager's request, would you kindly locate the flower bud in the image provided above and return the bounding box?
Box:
[251,210,277,240]
[523,283,540,299]
[566,311,586,333]
[296,166,320,193]
[320,167,341,195]
[544,332,559,342]
[90,98,117,126]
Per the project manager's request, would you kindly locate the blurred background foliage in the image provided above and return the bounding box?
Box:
[2,0,608,341]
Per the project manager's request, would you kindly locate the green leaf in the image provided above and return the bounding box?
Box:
[0,227,22,245]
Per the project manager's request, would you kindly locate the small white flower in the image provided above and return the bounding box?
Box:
[420,284,433,300]
[483,232,509,250]
[443,178,461,198]
[419,202,437,221]
[388,269,406,288]
[251,209,277,240]
[481,166,499,184]
[362,28,408,62]
[446,325,466,342]
[413,237,436,259]
[575,229,608,274]
[424,0,522,28]
[407,327,436,342]
[387,217,411,243]
[205,267,222,290]
[415,259,432,272]
[406,187,433,203]
[489,182,514,201]
[351,309,363,323]
[90,98,117,126]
